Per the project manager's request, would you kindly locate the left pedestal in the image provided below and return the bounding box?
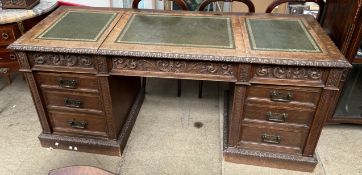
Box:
[15,52,144,156]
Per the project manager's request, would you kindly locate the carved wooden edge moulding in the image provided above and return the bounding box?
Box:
[27,52,95,69]
[38,133,119,147]
[253,66,324,81]
[111,57,236,77]
[224,147,317,163]
[8,45,351,68]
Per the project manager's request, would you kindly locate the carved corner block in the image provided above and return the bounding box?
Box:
[325,68,346,89]
[238,64,251,83]
[95,56,109,75]
[15,52,31,71]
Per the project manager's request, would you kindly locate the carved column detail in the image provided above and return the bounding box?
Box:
[254,66,323,81]
[98,77,117,139]
[228,84,248,146]
[95,56,108,74]
[24,72,51,133]
[326,69,345,88]
[303,90,334,156]
[239,64,251,82]
[16,52,31,70]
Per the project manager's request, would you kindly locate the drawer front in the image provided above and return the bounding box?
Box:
[0,49,17,62]
[28,52,96,73]
[239,124,308,154]
[43,90,103,113]
[244,103,314,127]
[49,111,107,137]
[0,24,20,46]
[247,85,321,106]
[36,72,99,92]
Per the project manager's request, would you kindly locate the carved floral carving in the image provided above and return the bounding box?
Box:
[254,66,323,80]
[29,53,94,68]
[112,57,235,76]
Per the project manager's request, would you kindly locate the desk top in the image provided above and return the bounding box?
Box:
[9,6,350,68]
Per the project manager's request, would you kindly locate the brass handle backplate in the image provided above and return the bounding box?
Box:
[9,54,16,60]
[261,133,281,144]
[266,112,288,123]
[67,119,87,129]
[64,98,82,108]
[270,90,293,102]
[58,79,78,89]
[2,33,9,40]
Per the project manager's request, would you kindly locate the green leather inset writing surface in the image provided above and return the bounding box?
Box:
[38,11,117,41]
[117,14,234,49]
[246,18,320,52]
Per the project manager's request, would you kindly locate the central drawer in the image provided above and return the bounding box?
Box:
[49,111,108,137]
[42,90,104,114]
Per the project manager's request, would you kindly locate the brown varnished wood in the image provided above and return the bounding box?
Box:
[35,72,100,93]
[243,103,314,128]
[198,0,255,12]
[321,0,362,124]
[42,90,104,113]
[1,0,40,9]
[9,6,351,171]
[49,111,108,137]
[246,85,321,107]
[239,123,308,154]
[265,0,325,22]
[224,147,317,172]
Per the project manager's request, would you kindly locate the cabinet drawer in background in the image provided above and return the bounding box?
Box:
[243,103,315,127]
[35,72,99,92]
[0,49,17,62]
[247,85,321,107]
[239,124,308,154]
[42,90,104,113]
[0,23,21,46]
[49,111,107,137]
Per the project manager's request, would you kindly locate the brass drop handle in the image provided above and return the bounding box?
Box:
[58,79,78,89]
[2,32,9,40]
[270,90,293,102]
[261,134,281,144]
[266,112,288,123]
[64,98,83,108]
[67,119,87,129]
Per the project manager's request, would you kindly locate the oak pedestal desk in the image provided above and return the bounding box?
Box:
[9,6,351,172]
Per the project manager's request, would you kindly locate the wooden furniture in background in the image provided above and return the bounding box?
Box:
[1,0,40,9]
[321,0,362,124]
[9,6,350,172]
[0,0,58,85]
[265,0,325,22]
